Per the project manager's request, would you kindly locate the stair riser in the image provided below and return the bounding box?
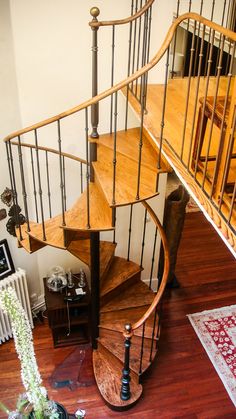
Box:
[100,271,141,307]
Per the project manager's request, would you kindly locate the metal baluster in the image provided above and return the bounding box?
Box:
[157,47,170,179]
[194,30,215,179]
[34,129,46,241]
[228,181,236,224]
[182,1,192,75]
[17,136,30,233]
[140,208,147,268]
[202,36,225,191]
[127,204,133,261]
[149,305,158,362]
[155,301,163,348]
[30,148,39,223]
[212,42,235,202]
[188,24,206,169]
[112,92,118,208]
[135,0,143,96]
[110,25,115,134]
[85,108,90,229]
[62,156,67,212]
[125,1,134,130]
[218,108,236,211]
[204,1,215,77]
[80,162,84,194]
[143,4,152,110]
[112,208,116,244]
[139,10,148,104]
[149,226,158,289]
[139,322,146,376]
[136,75,146,200]
[120,324,132,401]
[215,0,227,77]
[6,142,23,241]
[57,120,66,226]
[45,151,52,218]
[180,21,196,162]
[131,0,138,94]
[193,1,204,77]
[170,0,180,79]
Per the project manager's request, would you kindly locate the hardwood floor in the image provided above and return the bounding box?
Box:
[0,212,236,418]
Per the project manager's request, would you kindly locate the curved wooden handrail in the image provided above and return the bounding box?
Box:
[10,141,88,165]
[89,0,155,28]
[130,200,170,333]
[4,12,236,143]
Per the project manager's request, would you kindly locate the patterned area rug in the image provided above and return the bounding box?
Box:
[188,305,236,407]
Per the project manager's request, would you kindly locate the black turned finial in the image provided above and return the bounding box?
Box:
[120,323,132,401]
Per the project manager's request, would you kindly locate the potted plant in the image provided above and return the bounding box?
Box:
[0,287,68,418]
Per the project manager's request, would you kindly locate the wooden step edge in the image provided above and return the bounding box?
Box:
[143,127,172,173]
[16,223,46,253]
[93,345,142,410]
[100,266,142,299]
[27,230,66,251]
[98,337,154,376]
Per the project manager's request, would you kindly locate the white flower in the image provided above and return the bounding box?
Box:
[0,287,57,419]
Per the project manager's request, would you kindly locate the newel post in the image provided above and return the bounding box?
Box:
[120,323,132,401]
[90,6,100,181]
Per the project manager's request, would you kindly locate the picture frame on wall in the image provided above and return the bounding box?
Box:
[0,239,15,280]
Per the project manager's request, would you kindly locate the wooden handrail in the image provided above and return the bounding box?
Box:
[89,0,155,28]
[10,141,88,165]
[131,201,170,332]
[4,13,236,143]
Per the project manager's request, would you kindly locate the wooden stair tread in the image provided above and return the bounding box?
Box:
[16,222,46,253]
[27,213,66,249]
[93,147,159,207]
[97,128,168,173]
[98,331,157,375]
[64,183,113,232]
[100,306,158,339]
[101,278,154,312]
[68,239,116,280]
[100,256,141,298]
[93,346,142,409]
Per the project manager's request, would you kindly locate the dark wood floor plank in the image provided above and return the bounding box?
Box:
[0,212,235,417]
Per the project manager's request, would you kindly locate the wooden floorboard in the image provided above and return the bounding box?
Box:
[0,212,235,418]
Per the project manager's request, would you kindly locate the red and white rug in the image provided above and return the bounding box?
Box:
[188,305,236,407]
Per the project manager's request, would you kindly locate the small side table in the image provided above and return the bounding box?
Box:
[43,274,90,348]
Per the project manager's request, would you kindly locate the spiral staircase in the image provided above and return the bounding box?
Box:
[4,0,236,411]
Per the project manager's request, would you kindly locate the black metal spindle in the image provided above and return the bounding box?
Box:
[228,181,236,224]
[202,36,225,191]
[112,92,118,207]
[62,156,67,212]
[180,21,196,162]
[188,24,206,169]
[120,324,132,401]
[211,42,235,202]
[127,204,133,261]
[85,108,90,229]
[157,47,170,172]
[149,305,158,362]
[45,151,52,218]
[17,136,30,233]
[136,75,146,201]
[57,120,66,226]
[112,208,116,244]
[34,129,46,241]
[218,109,236,210]
[6,141,23,241]
[149,226,158,289]
[110,25,116,134]
[131,0,139,94]
[125,2,134,130]
[204,1,215,77]
[30,148,39,223]
[135,0,143,96]
[193,1,204,77]
[182,1,192,74]
[80,162,84,194]
[140,208,147,268]
[215,0,227,77]
[139,10,148,104]
[139,322,146,375]
[170,0,180,79]
[194,30,215,179]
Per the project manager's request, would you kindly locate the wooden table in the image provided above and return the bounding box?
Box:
[43,274,90,348]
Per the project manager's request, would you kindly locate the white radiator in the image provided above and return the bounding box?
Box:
[0,268,33,343]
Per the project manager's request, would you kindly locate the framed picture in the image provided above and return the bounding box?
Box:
[0,239,15,280]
